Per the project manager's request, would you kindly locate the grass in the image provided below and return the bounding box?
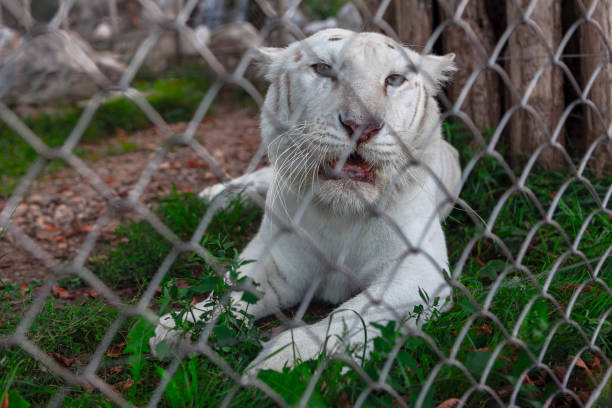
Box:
[302,0,348,19]
[0,65,215,197]
[0,123,610,407]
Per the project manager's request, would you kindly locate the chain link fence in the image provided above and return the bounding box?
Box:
[0,0,610,407]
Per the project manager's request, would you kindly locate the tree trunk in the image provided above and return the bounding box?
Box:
[361,0,432,47]
[505,0,565,169]
[580,0,612,176]
[438,0,500,133]
[393,0,433,48]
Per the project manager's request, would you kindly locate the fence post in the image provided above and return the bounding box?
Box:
[439,0,501,134]
[505,0,565,169]
[580,0,612,176]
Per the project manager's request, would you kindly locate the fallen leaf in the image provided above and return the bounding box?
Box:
[338,392,351,408]
[88,289,100,299]
[437,398,461,408]
[106,342,126,358]
[52,285,72,299]
[570,355,593,376]
[186,159,209,169]
[50,352,74,367]
[473,323,492,335]
[109,365,123,375]
[77,225,94,233]
[80,383,94,393]
[115,378,134,393]
[173,280,191,289]
[588,355,601,370]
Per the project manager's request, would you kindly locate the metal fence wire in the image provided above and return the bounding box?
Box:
[0,0,610,407]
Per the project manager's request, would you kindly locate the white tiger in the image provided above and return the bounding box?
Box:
[150,29,461,373]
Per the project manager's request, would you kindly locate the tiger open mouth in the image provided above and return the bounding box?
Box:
[321,153,376,184]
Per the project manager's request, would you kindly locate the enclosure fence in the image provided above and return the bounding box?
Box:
[0,0,610,407]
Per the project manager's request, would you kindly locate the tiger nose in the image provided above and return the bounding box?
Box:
[339,115,383,144]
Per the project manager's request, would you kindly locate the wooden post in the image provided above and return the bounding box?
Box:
[580,0,612,176]
[505,0,565,169]
[108,0,118,35]
[23,0,32,29]
[439,0,501,133]
[393,0,433,48]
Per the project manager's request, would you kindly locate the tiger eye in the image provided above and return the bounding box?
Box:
[385,74,406,87]
[312,63,335,79]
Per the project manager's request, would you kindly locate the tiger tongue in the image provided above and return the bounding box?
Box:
[340,161,369,179]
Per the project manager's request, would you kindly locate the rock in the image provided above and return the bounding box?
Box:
[0,27,126,106]
[209,22,258,52]
[93,22,113,41]
[53,204,74,225]
[209,22,259,74]
[303,18,338,36]
[180,25,211,58]
[337,3,363,31]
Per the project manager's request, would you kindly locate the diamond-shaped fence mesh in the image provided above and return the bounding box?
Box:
[0,0,610,407]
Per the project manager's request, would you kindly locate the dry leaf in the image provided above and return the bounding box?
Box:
[437,398,461,408]
[473,323,493,335]
[570,355,593,376]
[109,365,123,375]
[338,392,351,408]
[106,342,126,358]
[588,355,601,370]
[88,289,100,299]
[186,159,208,169]
[78,225,94,233]
[52,285,71,299]
[50,352,74,367]
[115,379,134,393]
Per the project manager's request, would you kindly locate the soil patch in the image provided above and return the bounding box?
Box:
[0,107,263,286]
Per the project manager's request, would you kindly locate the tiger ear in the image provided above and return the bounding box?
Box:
[253,47,285,82]
[420,53,456,94]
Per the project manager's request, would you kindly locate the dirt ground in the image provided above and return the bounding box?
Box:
[0,106,263,286]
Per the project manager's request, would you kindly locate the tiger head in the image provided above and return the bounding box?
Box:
[257,29,455,215]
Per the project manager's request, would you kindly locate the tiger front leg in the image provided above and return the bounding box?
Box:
[246,256,452,373]
[149,232,300,358]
